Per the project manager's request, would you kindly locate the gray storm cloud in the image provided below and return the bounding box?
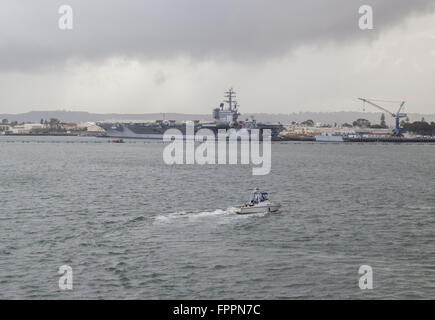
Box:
[1,0,435,71]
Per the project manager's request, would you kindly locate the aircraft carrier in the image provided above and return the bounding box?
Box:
[97,89,284,139]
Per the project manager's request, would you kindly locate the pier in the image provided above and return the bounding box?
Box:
[275,135,435,143]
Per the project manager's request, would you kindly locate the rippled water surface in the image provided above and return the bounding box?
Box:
[0,136,434,299]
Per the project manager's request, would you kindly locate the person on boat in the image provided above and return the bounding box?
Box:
[261,192,269,201]
[250,187,264,205]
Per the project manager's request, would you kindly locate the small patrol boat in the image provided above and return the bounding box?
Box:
[232,188,281,214]
[109,139,125,143]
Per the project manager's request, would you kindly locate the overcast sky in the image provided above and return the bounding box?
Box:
[1,0,435,114]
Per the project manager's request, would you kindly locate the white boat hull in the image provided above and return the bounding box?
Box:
[233,202,281,214]
[315,135,344,142]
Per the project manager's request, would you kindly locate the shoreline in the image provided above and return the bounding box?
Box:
[2,133,435,143]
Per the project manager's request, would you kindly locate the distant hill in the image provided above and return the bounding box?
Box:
[1,110,434,126]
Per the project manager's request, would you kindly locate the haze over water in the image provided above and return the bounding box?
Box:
[0,136,434,299]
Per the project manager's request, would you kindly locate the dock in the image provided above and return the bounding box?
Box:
[275,135,435,143]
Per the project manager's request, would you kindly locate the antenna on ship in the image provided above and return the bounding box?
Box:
[224,88,236,111]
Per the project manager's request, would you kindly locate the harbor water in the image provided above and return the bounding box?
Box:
[0,136,434,299]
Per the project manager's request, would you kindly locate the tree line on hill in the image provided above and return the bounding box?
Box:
[402,119,435,136]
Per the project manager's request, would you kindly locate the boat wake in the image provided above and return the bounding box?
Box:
[154,209,230,224]
[154,208,267,225]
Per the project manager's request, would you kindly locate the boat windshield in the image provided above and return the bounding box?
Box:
[250,190,269,204]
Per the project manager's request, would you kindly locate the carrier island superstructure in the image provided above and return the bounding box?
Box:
[97,89,284,139]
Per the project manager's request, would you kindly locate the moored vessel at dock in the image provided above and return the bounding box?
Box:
[315,132,344,142]
[97,89,284,140]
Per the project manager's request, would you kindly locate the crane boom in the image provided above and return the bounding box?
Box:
[358,98,395,116]
[358,97,407,137]
[397,101,405,115]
